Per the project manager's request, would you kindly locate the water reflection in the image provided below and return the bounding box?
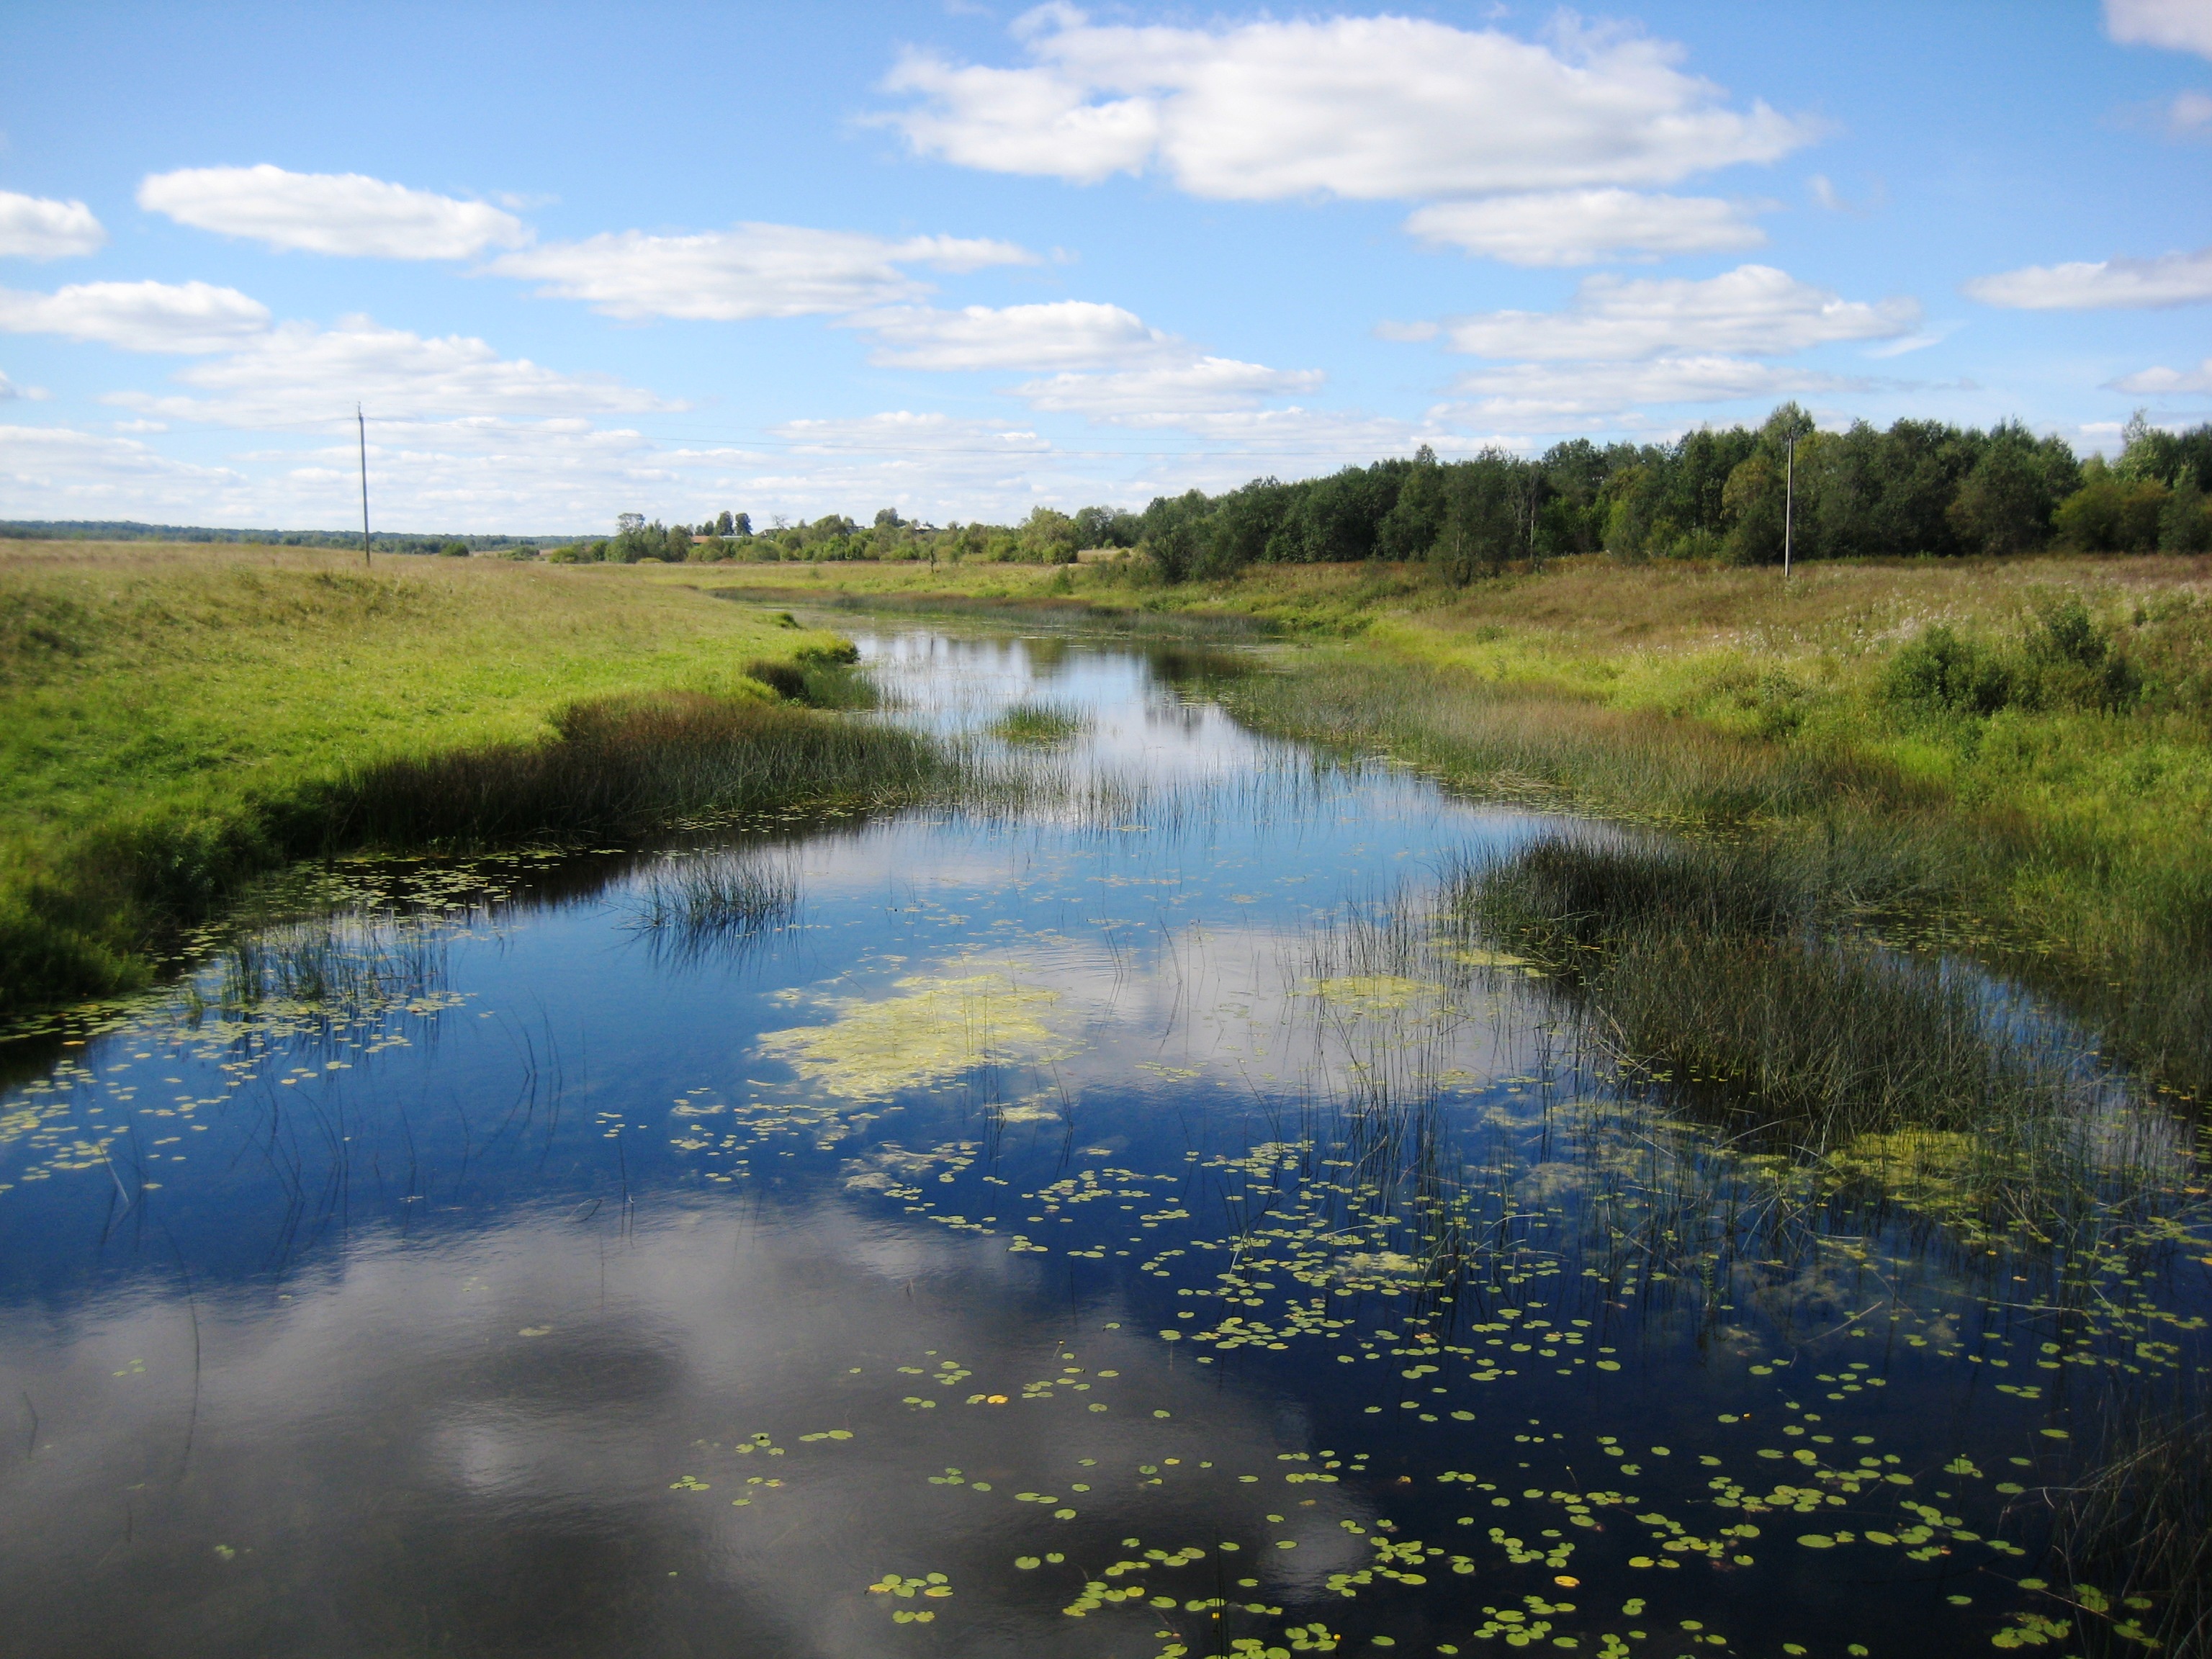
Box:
[0,624,2203,1658]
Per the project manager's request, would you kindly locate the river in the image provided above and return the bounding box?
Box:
[0,622,2202,1658]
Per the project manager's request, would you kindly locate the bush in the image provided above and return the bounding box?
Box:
[1882,624,2014,716]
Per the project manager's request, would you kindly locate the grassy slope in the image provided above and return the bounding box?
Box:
[704,552,2212,1092]
[0,543,857,1002]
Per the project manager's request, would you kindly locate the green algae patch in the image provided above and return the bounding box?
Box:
[760,971,1079,1100]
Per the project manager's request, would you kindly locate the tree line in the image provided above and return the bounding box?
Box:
[541,404,2212,578]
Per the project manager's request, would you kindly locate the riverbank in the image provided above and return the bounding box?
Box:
[0,541,921,1008]
[697,552,2212,1098]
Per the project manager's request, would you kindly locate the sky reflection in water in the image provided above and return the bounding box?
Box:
[0,626,2205,1659]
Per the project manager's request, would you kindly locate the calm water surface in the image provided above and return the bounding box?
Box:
[1,626,2204,1658]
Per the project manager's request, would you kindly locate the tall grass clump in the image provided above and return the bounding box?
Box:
[328,690,943,847]
[989,701,1086,746]
[2043,1407,2212,1657]
[1450,834,2073,1147]
[628,849,799,964]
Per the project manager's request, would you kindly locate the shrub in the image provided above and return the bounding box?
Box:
[1881,624,2014,716]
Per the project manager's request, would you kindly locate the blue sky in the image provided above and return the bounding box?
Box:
[1,0,2208,533]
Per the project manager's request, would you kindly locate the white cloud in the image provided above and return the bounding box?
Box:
[2169,89,2212,135]
[0,192,107,259]
[1445,264,1920,360]
[880,7,1813,200]
[0,279,271,353]
[1404,189,1765,266]
[1011,357,1323,423]
[1965,245,2212,309]
[0,423,248,510]
[1452,356,1869,423]
[488,224,1035,322]
[2107,0,2212,58]
[2110,356,2212,394]
[769,411,1053,454]
[856,300,1179,370]
[109,315,670,427]
[138,165,528,258]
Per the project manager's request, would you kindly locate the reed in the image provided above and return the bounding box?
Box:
[2046,1406,2212,1657]
[989,702,1086,746]
[1448,834,2077,1146]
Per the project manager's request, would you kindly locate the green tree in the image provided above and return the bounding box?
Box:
[1947,423,2077,557]
[2161,474,2211,552]
[1377,446,1446,560]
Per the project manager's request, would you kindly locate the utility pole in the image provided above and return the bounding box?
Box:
[1778,424,1796,579]
[357,405,371,567]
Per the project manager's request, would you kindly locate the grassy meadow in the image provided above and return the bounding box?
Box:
[701,551,2212,1097]
[0,541,916,1007]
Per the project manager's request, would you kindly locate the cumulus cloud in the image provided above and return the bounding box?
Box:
[1452,356,1869,424]
[109,315,670,427]
[1011,357,1323,423]
[2106,0,2212,58]
[1404,189,1766,266]
[880,8,1812,200]
[0,279,271,353]
[138,165,528,258]
[0,422,248,511]
[2109,356,2212,395]
[1964,244,2212,309]
[855,300,1180,370]
[1445,264,1920,360]
[488,223,1035,321]
[0,192,107,259]
[848,297,1328,433]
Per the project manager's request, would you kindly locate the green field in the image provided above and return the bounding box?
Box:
[0,541,894,1006]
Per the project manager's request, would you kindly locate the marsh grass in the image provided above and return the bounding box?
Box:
[329,691,945,846]
[628,850,800,965]
[209,914,448,1020]
[1230,651,2212,1103]
[989,702,1086,746]
[1447,834,2078,1147]
[2045,1407,2212,1657]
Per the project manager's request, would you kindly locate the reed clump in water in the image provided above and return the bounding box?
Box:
[329,689,945,847]
[629,850,800,967]
[1451,834,2070,1147]
[989,702,1085,746]
[2042,1408,2212,1658]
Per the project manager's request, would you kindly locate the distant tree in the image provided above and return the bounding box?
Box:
[616,512,645,534]
[1017,505,1079,562]
[874,506,906,530]
[1434,452,1530,583]
[439,539,470,557]
[730,512,753,538]
[2161,475,2211,552]
[2054,456,2168,552]
[1949,423,2077,557]
[716,509,735,536]
[1377,448,1446,559]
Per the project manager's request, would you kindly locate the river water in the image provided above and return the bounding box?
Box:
[0,624,2203,1658]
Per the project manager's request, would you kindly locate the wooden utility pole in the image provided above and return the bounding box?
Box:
[357,405,372,566]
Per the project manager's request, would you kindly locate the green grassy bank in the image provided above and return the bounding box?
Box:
[0,541,918,1009]
[699,552,2212,1098]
